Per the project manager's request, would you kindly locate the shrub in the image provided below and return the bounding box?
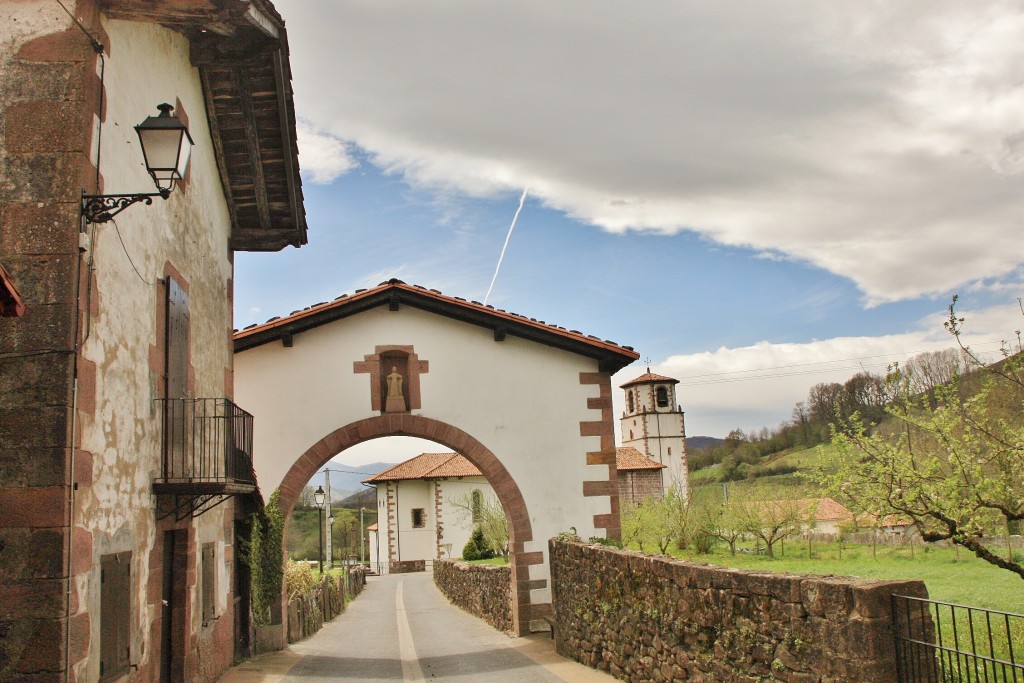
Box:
[462,527,496,561]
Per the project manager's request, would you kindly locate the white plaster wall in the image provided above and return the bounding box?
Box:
[439,477,492,558]
[235,306,612,602]
[73,17,236,679]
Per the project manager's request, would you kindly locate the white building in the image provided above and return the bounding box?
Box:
[364,452,491,573]
[620,371,690,495]
[367,448,667,571]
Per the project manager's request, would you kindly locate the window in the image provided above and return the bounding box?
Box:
[411,508,425,528]
[165,277,190,399]
[471,490,483,524]
[201,543,216,626]
[626,391,634,413]
[100,552,131,681]
[655,386,669,407]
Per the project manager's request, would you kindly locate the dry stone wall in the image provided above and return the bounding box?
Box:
[434,560,513,633]
[549,540,929,683]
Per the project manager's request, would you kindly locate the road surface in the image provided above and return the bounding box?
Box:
[219,571,614,682]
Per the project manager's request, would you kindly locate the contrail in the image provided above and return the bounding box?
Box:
[483,188,528,306]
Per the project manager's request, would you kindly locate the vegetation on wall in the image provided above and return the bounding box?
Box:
[242,490,285,626]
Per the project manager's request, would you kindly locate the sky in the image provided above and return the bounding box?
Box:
[235,1,1024,467]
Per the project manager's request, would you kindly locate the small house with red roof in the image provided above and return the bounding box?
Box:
[363,447,667,571]
[362,452,489,572]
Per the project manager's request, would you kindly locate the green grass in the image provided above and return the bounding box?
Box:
[466,556,508,566]
[667,541,1024,615]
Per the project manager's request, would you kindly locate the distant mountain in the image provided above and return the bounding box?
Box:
[687,436,725,451]
[305,462,395,501]
[338,488,376,509]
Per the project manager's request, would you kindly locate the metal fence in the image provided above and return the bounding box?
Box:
[893,594,1024,683]
[155,397,255,484]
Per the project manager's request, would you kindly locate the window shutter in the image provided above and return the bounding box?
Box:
[100,552,131,681]
[202,543,216,625]
[165,278,190,399]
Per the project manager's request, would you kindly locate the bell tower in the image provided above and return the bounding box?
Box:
[620,370,689,496]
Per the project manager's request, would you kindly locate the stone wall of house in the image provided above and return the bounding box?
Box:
[434,560,513,634]
[618,470,664,508]
[549,540,930,683]
[390,559,426,573]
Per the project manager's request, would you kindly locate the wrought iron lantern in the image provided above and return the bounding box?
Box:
[81,103,194,223]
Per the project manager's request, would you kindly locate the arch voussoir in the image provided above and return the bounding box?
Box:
[274,413,538,635]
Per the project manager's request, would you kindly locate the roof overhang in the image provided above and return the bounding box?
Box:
[234,279,640,374]
[101,0,307,251]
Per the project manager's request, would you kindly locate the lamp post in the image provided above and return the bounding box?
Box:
[313,486,326,575]
[81,103,194,223]
[359,506,365,565]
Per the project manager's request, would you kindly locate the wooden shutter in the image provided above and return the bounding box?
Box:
[165,278,190,399]
[201,543,216,625]
[100,552,131,681]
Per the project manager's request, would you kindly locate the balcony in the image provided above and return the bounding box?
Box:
[154,397,257,519]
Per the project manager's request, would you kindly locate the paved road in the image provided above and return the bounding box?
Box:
[219,572,614,682]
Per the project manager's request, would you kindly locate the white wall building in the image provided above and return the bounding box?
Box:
[364,453,491,573]
[620,371,690,495]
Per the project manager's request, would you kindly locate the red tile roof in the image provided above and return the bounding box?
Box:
[363,452,482,483]
[233,279,639,371]
[620,371,679,388]
[615,447,666,471]
[788,498,853,522]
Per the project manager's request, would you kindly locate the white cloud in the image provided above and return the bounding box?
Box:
[277,0,1024,303]
[296,118,357,184]
[615,300,1021,437]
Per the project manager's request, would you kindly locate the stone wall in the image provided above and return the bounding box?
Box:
[286,567,366,644]
[391,559,426,573]
[549,540,929,683]
[618,470,664,508]
[434,560,513,634]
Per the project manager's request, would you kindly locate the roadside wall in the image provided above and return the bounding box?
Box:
[549,540,929,683]
[434,560,513,634]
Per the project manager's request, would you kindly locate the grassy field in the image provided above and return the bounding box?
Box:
[666,541,1024,615]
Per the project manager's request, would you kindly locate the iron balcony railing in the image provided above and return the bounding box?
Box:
[155,397,255,487]
[893,593,1024,683]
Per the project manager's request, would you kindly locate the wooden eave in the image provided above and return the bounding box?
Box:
[101,0,307,251]
[234,279,640,373]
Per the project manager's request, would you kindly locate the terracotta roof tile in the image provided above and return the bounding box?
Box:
[615,447,666,471]
[363,452,482,483]
[234,279,638,371]
[620,371,679,388]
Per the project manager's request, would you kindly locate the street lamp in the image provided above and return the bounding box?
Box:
[313,486,326,575]
[81,103,194,223]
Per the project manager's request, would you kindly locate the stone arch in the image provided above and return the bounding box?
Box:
[276,413,541,635]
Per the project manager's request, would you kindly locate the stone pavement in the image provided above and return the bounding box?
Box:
[218,572,614,682]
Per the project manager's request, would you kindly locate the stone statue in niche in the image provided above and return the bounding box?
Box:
[385,366,407,412]
[386,367,404,398]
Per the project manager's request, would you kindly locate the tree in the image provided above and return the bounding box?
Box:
[461,527,495,561]
[731,487,806,558]
[823,297,1024,580]
[620,489,689,555]
[450,491,509,559]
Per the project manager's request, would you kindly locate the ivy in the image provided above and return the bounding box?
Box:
[241,490,285,626]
